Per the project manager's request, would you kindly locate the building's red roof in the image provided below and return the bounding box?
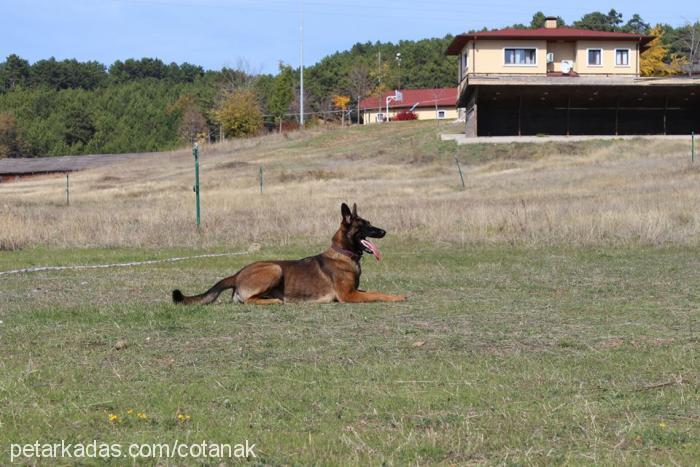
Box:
[446,27,654,54]
[359,87,458,110]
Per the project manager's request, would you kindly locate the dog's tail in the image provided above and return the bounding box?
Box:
[172,274,237,305]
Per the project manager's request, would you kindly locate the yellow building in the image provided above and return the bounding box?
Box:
[446,17,699,136]
[359,88,459,124]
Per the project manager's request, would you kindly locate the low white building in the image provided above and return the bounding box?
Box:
[359,87,459,124]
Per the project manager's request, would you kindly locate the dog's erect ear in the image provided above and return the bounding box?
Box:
[352,203,357,217]
[341,203,353,224]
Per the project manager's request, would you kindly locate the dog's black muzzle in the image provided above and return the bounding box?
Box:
[366,227,386,239]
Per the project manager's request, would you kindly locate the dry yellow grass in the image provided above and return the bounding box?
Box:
[1,120,699,250]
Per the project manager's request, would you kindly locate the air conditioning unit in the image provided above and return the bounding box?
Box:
[561,60,574,74]
[546,53,554,64]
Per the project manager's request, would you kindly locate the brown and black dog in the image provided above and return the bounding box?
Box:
[172,203,405,305]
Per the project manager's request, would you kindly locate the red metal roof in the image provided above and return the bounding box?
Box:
[359,87,458,110]
[446,27,654,54]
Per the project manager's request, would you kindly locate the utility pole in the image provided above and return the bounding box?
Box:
[299,0,305,128]
[377,50,382,121]
[396,52,401,89]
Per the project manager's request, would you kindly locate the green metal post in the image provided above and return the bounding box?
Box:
[193,143,201,228]
[455,155,465,189]
[65,173,70,206]
[259,166,263,194]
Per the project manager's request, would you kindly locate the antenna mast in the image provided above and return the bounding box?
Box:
[299,0,305,127]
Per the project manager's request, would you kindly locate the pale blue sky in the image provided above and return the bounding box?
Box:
[2,0,696,74]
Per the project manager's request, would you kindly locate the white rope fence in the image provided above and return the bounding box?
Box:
[0,251,249,277]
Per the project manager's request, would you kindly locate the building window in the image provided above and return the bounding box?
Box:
[504,48,537,65]
[588,49,603,66]
[437,110,446,119]
[375,113,385,122]
[615,49,630,66]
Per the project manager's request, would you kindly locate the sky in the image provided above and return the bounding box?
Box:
[1,0,697,74]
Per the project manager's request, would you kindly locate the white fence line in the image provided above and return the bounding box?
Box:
[0,251,248,277]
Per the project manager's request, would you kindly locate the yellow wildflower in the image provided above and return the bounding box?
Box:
[138,412,148,420]
[127,409,134,415]
[108,413,119,423]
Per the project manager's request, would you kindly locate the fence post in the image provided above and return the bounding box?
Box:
[193,143,201,228]
[455,155,465,190]
[259,166,263,194]
[65,173,70,206]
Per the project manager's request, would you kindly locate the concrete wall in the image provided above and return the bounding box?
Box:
[465,40,548,74]
[415,108,459,120]
[362,107,458,124]
[460,39,640,76]
[547,41,576,72]
[574,40,639,75]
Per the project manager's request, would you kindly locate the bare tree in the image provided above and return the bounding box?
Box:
[215,59,264,140]
[178,106,208,144]
[347,63,371,123]
[220,58,262,93]
[676,20,700,77]
[288,86,313,126]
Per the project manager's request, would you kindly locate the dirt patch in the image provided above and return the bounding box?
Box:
[216,160,251,170]
[598,337,625,349]
[278,169,339,183]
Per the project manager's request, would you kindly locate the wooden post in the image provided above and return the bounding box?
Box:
[455,155,465,189]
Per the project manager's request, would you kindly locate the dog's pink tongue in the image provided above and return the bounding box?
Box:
[360,239,382,262]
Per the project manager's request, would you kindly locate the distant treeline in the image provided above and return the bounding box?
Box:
[0,39,457,158]
[0,57,219,157]
[0,10,697,157]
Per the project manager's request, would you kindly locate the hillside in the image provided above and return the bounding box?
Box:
[1,120,698,251]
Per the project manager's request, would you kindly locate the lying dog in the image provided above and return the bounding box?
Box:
[172,203,405,305]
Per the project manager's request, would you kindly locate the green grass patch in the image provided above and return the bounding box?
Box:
[0,244,698,464]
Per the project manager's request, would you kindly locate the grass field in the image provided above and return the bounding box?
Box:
[1,121,698,464]
[1,121,699,249]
